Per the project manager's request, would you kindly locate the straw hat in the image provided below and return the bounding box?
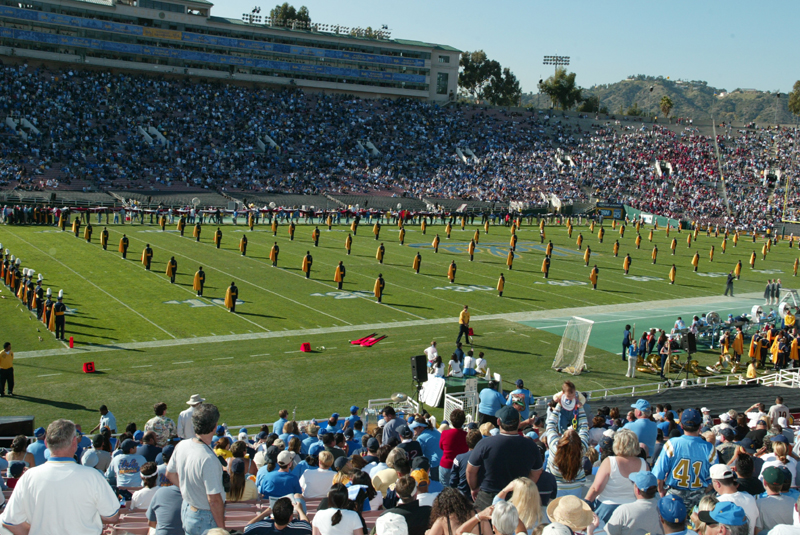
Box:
[546,496,594,531]
[186,394,205,405]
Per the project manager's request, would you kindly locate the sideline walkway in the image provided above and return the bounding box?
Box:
[15,292,764,360]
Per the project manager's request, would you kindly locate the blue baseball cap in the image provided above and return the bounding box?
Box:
[331,413,339,419]
[350,406,359,414]
[318,428,330,436]
[239,427,248,434]
[629,471,657,490]
[120,439,138,453]
[133,430,144,441]
[769,433,788,443]
[698,502,747,527]
[658,495,687,524]
[215,425,225,435]
[525,431,539,440]
[680,409,702,427]
[367,437,379,451]
[409,420,428,431]
[34,427,46,438]
[631,399,650,411]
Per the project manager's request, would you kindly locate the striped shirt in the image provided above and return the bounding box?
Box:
[545,406,589,491]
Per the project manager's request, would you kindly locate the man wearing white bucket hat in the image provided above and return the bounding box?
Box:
[178,394,205,439]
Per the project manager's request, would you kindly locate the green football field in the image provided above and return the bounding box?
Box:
[0,218,795,430]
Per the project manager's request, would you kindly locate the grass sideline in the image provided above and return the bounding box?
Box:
[1,219,795,429]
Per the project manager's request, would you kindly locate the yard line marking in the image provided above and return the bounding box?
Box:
[517,333,531,337]
[37,373,62,377]
[210,333,216,336]
[173,360,194,364]
[109,233,271,333]
[7,229,178,339]
[407,339,422,342]
[285,350,303,353]
[152,232,352,325]
[250,353,270,357]
[539,341,551,345]
[213,357,234,360]
[14,293,763,360]
[132,364,153,368]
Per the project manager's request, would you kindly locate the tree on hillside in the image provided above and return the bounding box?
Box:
[790,81,800,117]
[539,68,583,110]
[459,51,501,101]
[484,67,522,106]
[578,95,600,113]
[660,95,674,118]
[269,3,311,27]
[626,103,645,117]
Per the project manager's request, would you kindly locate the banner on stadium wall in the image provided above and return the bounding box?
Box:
[623,206,683,229]
[596,203,625,220]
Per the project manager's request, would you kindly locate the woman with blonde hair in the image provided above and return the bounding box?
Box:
[690,494,718,534]
[759,438,798,487]
[492,477,543,534]
[583,429,649,522]
[479,422,495,437]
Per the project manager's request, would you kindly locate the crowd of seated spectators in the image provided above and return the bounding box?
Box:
[1,388,799,535]
[1,64,795,229]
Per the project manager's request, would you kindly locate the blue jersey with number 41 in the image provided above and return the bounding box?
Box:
[652,434,717,490]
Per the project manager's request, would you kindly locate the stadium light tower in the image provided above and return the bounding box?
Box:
[543,55,570,77]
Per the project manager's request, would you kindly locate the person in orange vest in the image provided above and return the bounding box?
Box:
[589,265,599,290]
[484,220,489,235]
[687,233,692,248]
[445,222,452,239]
[577,233,583,250]
[374,274,385,303]
[598,227,605,243]
[288,222,296,241]
[334,261,345,290]
[448,261,457,283]
[623,254,632,275]
[432,234,440,253]
[506,249,514,270]
[270,242,280,267]
[691,252,700,272]
[568,224,573,238]
[750,251,757,268]
[670,238,677,255]
[177,216,186,237]
[540,229,546,244]
[413,252,422,274]
[651,245,658,265]
[734,260,742,280]
[166,256,177,283]
[376,243,385,264]
[302,251,313,279]
[345,234,352,255]
[119,234,129,259]
[542,256,551,279]
[497,273,505,297]
[214,228,223,249]
[584,246,591,267]
[794,258,799,277]
[468,239,476,261]
[193,222,202,242]
[84,223,92,243]
[224,281,238,313]
[510,234,518,251]
[668,264,676,285]
[421,219,427,235]
[373,222,381,241]
[239,235,248,256]
[635,234,642,249]
[721,238,727,254]
[546,241,553,257]
[473,229,480,245]
[142,244,153,271]
[709,245,715,262]
[613,240,619,257]
[399,228,406,246]
[271,218,279,236]
[312,227,321,247]
[762,243,768,260]
[193,267,205,296]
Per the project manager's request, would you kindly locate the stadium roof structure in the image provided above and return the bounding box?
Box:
[204,16,461,52]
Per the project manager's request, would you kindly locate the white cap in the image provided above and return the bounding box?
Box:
[22,268,28,276]
[58,290,63,299]
[15,258,20,265]
[778,417,789,428]
[38,274,43,281]
[10,255,14,261]
[720,413,731,422]
[28,270,34,277]
[701,407,710,413]
[46,288,52,296]
[375,513,408,535]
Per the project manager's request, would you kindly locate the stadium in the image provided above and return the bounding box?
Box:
[0,0,800,534]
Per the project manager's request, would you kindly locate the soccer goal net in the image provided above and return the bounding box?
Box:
[551,316,594,375]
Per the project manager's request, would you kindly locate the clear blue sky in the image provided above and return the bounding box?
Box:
[215,0,798,94]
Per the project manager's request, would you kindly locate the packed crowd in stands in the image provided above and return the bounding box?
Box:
[2,385,800,535]
[1,64,796,228]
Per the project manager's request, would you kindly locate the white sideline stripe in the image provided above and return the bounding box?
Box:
[250,353,270,357]
[14,293,763,360]
[37,373,61,377]
[7,229,178,339]
[173,361,193,364]
[213,357,234,360]
[132,365,153,368]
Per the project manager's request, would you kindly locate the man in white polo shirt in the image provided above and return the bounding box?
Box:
[2,419,120,534]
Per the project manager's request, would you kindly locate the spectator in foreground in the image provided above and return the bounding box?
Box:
[439,409,468,487]
[2,419,120,534]
[228,457,259,502]
[755,467,793,533]
[245,496,311,535]
[146,483,185,535]
[131,461,160,511]
[381,475,432,535]
[698,502,750,535]
[25,427,47,467]
[605,471,663,535]
[426,487,474,535]
[584,429,648,521]
[166,403,226,535]
[312,483,363,535]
